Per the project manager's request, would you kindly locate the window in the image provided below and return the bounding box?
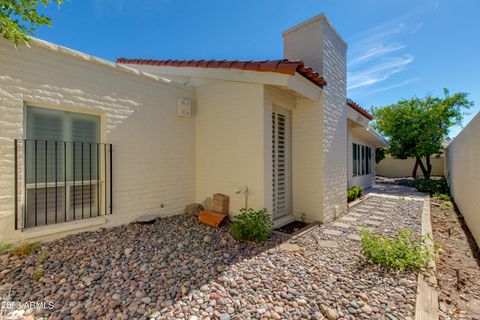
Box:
[353,143,357,175]
[352,143,372,176]
[22,105,107,227]
[25,106,100,183]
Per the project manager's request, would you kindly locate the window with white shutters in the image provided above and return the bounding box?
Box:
[272,107,291,220]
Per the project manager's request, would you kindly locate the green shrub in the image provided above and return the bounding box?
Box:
[360,229,441,271]
[230,208,272,243]
[0,243,12,254]
[433,193,451,201]
[347,186,364,202]
[413,177,448,194]
[12,242,41,256]
[439,201,453,210]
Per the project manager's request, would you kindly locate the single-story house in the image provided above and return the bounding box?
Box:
[346,100,388,188]
[0,13,387,243]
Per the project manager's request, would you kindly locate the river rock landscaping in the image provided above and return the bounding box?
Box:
[0,195,424,320]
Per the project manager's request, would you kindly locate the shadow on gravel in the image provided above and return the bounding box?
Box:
[0,214,286,319]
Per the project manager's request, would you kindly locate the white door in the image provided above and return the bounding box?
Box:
[272,106,292,220]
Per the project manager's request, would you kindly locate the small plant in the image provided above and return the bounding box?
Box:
[439,201,453,210]
[0,243,13,254]
[12,242,41,256]
[433,193,451,202]
[37,251,46,263]
[413,177,449,194]
[33,268,44,281]
[360,228,441,271]
[230,208,272,243]
[347,186,364,202]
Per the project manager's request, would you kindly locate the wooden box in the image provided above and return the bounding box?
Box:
[212,193,229,214]
[198,210,228,228]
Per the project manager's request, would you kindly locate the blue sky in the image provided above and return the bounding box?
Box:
[36,0,479,137]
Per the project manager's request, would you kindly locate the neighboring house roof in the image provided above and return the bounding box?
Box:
[347,99,373,120]
[116,58,327,88]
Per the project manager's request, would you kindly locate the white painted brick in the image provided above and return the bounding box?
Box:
[0,39,195,242]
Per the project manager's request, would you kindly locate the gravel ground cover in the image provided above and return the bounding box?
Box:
[0,195,424,320]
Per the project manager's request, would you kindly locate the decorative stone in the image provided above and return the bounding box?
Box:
[135,214,160,224]
[317,240,339,248]
[185,203,204,215]
[323,229,343,236]
[279,243,302,252]
[332,222,351,229]
[347,234,361,241]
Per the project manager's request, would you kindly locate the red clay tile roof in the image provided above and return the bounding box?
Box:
[116,58,327,88]
[347,99,373,120]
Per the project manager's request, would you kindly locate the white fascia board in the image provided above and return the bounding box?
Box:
[126,65,288,86]
[125,65,322,100]
[367,127,389,147]
[347,107,370,126]
[287,72,322,101]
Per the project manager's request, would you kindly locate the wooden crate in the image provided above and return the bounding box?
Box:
[198,210,228,228]
[212,193,229,214]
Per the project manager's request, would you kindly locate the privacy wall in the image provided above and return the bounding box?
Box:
[376,156,445,178]
[446,112,480,245]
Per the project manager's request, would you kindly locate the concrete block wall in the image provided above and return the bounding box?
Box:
[446,112,480,245]
[0,39,195,242]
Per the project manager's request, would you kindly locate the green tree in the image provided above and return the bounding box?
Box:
[372,89,473,178]
[1,0,63,46]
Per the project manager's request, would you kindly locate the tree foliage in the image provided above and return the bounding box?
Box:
[375,148,386,164]
[1,0,62,46]
[372,89,473,178]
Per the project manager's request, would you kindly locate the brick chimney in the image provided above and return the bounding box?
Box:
[283,14,349,222]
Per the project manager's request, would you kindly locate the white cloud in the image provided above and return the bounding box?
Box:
[348,55,414,90]
[347,15,423,94]
[349,43,406,66]
[351,78,421,98]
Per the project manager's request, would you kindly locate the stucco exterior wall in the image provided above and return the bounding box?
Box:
[446,112,480,245]
[291,98,324,222]
[0,40,195,243]
[377,156,445,178]
[194,82,265,215]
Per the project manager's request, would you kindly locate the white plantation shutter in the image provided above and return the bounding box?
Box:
[272,107,291,220]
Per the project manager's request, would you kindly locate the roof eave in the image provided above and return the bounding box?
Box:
[123,64,323,100]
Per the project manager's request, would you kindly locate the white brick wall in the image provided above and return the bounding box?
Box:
[321,19,348,222]
[0,39,195,242]
[446,112,480,245]
[283,14,348,222]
